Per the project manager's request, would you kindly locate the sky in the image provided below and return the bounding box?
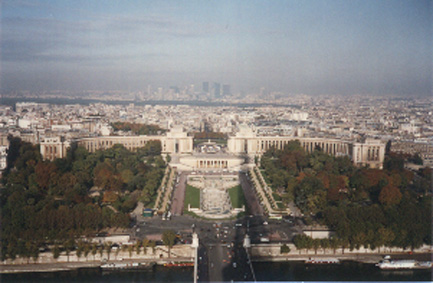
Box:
[1,0,431,96]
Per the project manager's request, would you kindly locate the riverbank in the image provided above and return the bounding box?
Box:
[251,252,433,264]
[0,257,194,274]
[2,252,431,274]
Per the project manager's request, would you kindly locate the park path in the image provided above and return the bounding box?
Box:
[239,172,264,216]
[171,172,188,216]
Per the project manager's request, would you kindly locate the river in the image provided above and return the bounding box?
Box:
[2,261,432,282]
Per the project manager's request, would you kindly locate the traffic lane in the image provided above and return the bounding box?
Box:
[197,244,209,282]
[221,243,254,282]
[208,244,227,282]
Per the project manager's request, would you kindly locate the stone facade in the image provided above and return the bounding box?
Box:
[40,137,70,161]
[39,126,385,169]
[76,127,193,155]
[227,126,385,169]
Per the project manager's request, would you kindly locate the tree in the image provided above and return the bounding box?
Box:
[98,246,104,259]
[351,233,367,251]
[105,242,112,260]
[378,184,402,206]
[135,240,142,255]
[91,244,98,261]
[35,162,58,190]
[142,238,149,254]
[121,244,128,254]
[149,240,156,254]
[76,242,83,262]
[384,153,405,171]
[84,243,91,261]
[280,244,290,254]
[53,245,61,260]
[295,176,326,214]
[30,243,39,263]
[312,239,320,255]
[329,238,339,254]
[162,230,177,258]
[128,245,133,258]
[293,234,312,254]
[64,238,75,262]
[378,228,395,252]
[320,238,330,254]
[340,238,349,254]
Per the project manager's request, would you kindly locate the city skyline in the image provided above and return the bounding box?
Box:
[1,0,431,96]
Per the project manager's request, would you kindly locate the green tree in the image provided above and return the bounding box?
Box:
[135,240,142,255]
[98,246,104,259]
[329,237,339,254]
[312,239,321,255]
[149,240,156,254]
[142,238,149,254]
[340,238,349,254]
[53,244,61,260]
[91,244,98,261]
[295,176,326,214]
[30,243,39,263]
[320,238,330,254]
[76,241,84,261]
[105,242,112,260]
[378,227,395,252]
[64,238,75,262]
[280,244,290,254]
[83,243,91,261]
[128,245,133,258]
[162,230,177,258]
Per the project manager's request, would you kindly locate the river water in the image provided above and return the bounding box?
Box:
[2,261,432,282]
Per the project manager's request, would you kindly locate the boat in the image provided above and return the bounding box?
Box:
[163,262,194,267]
[305,257,340,264]
[100,262,154,270]
[376,256,432,270]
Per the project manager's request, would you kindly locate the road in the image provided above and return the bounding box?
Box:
[133,170,303,281]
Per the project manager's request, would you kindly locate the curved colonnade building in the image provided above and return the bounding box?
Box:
[40,126,385,169]
[227,126,385,169]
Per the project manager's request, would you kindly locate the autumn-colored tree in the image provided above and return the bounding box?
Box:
[93,162,115,189]
[378,184,402,206]
[35,162,58,190]
[316,172,330,189]
[102,191,119,203]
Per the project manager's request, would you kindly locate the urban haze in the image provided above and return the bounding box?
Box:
[0,1,432,283]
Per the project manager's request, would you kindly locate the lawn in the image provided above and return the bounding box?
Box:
[184,184,201,210]
[272,193,282,201]
[228,185,247,208]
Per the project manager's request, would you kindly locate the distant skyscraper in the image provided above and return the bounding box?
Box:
[223,84,230,96]
[213,82,221,98]
[202,82,209,93]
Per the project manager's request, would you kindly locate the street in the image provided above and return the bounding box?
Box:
[133,170,304,281]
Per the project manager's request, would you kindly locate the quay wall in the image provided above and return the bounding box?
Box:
[0,244,194,266]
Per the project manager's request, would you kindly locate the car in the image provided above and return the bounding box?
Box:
[263,221,268,225]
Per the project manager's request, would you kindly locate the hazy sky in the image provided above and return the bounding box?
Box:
[1,0,431,96]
